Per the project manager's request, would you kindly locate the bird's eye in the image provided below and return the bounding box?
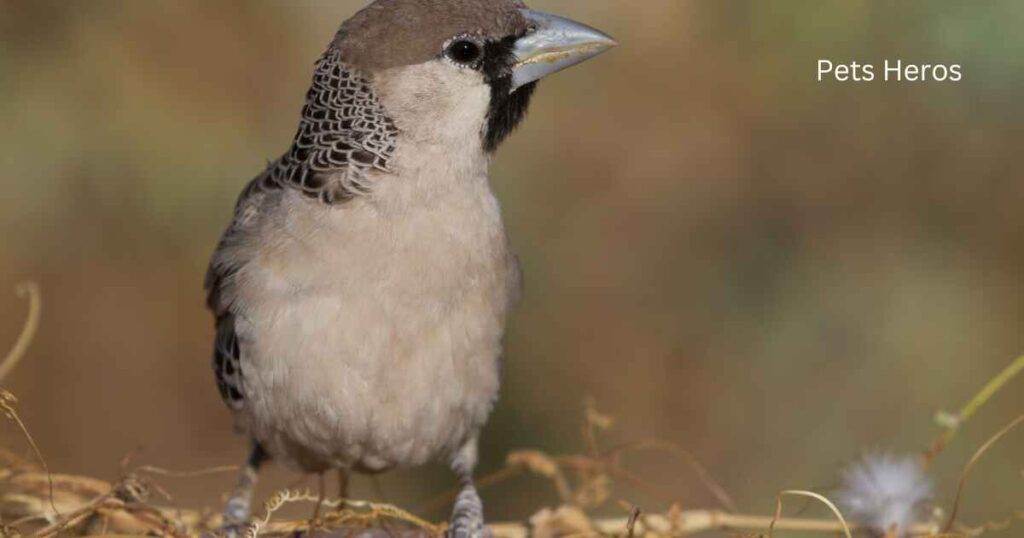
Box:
[445,39,483,65]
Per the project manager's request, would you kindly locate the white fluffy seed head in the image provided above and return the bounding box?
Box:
[835,453,934,537]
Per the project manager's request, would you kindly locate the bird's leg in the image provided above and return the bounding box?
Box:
[369,475,386,501]
[337,468,350,503]
[310,472,327,525]
[222,442,268,534]
[447,438,491,538]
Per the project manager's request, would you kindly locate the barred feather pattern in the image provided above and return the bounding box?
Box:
[253,48,399,205]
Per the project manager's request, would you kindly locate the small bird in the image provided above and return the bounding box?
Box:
[204,1,615,536]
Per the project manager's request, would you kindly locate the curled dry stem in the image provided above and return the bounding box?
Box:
[0,282,55,522]
[0,282,41,384]
[245,488,442,538]
[769,490,851,538]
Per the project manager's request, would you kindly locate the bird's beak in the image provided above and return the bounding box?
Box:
[510,9,618,92]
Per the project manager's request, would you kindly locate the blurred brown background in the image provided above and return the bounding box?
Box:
[1,0,1022,532]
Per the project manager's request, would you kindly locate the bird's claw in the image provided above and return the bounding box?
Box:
[447,514,493,538]
[206,523,248,538]
[216,489,255,538]
[446,521,493,538]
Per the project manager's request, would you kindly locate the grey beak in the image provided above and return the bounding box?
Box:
[511,9,618,91]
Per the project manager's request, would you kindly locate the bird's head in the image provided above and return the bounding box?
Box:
[328,0,616,153]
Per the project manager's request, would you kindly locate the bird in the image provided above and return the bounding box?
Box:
[204,1,615,536]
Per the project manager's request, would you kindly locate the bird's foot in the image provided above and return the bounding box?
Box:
[447,520,491,538]
[212,523,250,538]
[447,485,492,538]
[216,494,254,538]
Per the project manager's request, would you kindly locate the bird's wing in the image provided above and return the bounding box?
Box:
[205,177,268,412]
[212,313,245,410]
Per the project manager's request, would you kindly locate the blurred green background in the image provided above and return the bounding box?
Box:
[1,0,1022,532]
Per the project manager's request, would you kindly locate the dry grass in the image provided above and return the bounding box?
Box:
[0,284,1020,538]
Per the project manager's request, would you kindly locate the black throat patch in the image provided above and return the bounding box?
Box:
[481,36,537,152]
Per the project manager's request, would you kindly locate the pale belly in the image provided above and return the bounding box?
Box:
[230,192,515,473]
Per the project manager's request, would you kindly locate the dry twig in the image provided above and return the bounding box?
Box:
[943,413,1024,534]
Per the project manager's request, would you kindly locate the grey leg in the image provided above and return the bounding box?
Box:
[338,468,350,500]
[447,438,491,538]
[222,443,269,534]
[311,472,327,523]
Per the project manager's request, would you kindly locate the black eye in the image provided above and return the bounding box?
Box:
[445,39,483,65]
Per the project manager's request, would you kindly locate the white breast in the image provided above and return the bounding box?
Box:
[230,145,517,472]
